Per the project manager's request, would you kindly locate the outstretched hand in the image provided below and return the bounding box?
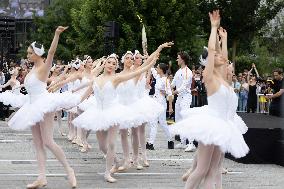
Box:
[159,41,174,49]
[209,10,220,28]
[55,26,68,35]
[218,27,227,40]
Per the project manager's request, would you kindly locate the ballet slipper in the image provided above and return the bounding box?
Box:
[80,144,88,153]
[67,168,77,188]
[133,161,143,170]
[87,143,92,149]
[26,179,47,189]
[75,138,83,147]
[182,169,191,182]
[118,161,132,171]
[142,159,150,167]
[104,174,117,183]
[71,136,77,144]
[110,165,119,174]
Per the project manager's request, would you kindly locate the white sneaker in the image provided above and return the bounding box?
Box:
[175,143,187,149]
[184,143,196,152]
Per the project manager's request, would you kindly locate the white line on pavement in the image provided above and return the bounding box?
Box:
[148,158,193,161]
[0,158,193,162]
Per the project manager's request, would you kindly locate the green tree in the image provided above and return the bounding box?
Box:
[71,0,205,66]
[30,0,83,61]
[198,0,284,66]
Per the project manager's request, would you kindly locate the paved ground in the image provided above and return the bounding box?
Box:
[0,120,284,189]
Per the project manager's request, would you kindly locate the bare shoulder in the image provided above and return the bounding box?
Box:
[205,78,220,96]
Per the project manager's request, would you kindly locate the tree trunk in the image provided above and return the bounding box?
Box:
[232,39,238,70]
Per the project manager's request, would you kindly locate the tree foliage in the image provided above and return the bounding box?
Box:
[22,0,283,76]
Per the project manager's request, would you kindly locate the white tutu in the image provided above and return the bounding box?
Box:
[0,91,28,108]
[116,80,159,129]
[170,85,249,158]
[233,114,248,134]
[78,95,97,111]
[170,107,249,158]
[133,95,165,122]
[8,91,80,130]
[73,103,140,131]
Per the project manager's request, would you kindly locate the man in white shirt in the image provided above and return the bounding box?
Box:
[171,51,196,152]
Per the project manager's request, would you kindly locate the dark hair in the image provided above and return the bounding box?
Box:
[177,51,190,65]
[273,68,283,75]
[158,63,168,74]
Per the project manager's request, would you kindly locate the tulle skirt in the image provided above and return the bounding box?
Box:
[133,95,165,122]
[78,95,97,111]
[8,91,80,130]
[73,102,144,131]
[170,106,249,158]
[0,91,28,108]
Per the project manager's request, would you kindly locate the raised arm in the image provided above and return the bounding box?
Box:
[139,42,173,69]
[253,64,260,78]
[72,81,92,93]
[91,59,105,76]
[247,65,253,85]
[114,53,160,87]
[44,26,68,70]
[114,42,174,86]
[203,10,220,83]
[48,72,81,92]
[218,27,228,60]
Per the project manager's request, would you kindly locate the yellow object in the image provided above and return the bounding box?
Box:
[259,95,267,103]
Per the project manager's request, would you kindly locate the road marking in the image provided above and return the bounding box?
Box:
[0,160,57,162]
[0,158,193,162]
[227,171,243,174]
[148,158,193,161]
[0,140,22,143]
[99,172,179,175]
[15,134,32,136]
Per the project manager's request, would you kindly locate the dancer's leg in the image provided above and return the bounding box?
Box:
[57,111,66,136]
[182,152,198,181]
[138,123,149,166]
[215,153,224,189]
[40,113,76,187]
[96,130,108,155]
[29,124,46,183]
[203,146,222,189]
[118,129,131,171]
[131,126,143,170]
[185,143,214,189]
[105,126,118,183]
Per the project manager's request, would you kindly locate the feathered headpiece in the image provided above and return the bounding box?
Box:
[71,58,82,70]
[199,46,208,66]
[31,41,45,56]
[121,51,133,64]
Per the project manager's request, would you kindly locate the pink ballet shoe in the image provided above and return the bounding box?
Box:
[26,179,47,189]
[110,165,119,174]
[118,161,132,171]
[133,161,143,170]
[104,174,117,183]
[182,169,191,182]
[80,144,88,153]
[67,168,77,188]
[142,159,150,167]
